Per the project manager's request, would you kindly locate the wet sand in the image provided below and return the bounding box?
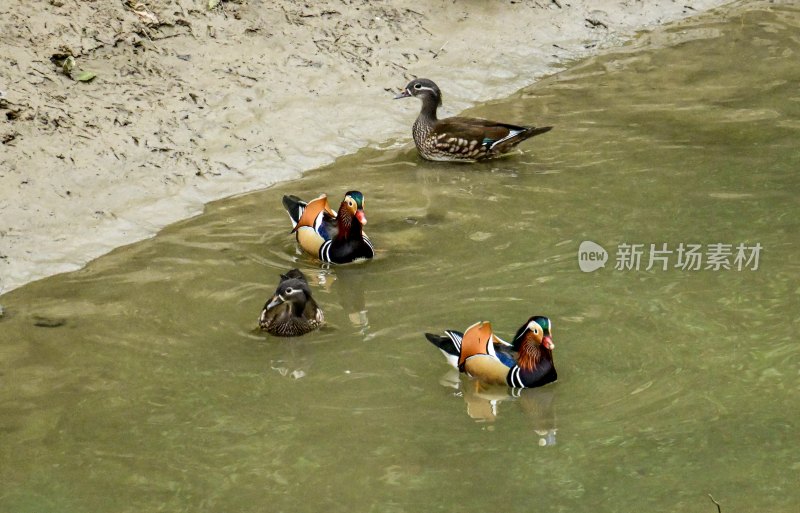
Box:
[0,0,730,294]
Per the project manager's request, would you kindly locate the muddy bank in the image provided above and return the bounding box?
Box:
[0,0,730,294]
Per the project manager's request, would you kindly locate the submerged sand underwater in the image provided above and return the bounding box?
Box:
[0,0,731,294]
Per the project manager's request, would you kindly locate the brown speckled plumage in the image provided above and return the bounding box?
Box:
[258,269,324,337]
[396,78,552,162]
[260,312,324,337]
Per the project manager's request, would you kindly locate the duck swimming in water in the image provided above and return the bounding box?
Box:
[258,269,324,336]
[395,78,552,161]
[282,191,374,264]
[425,316,557,388]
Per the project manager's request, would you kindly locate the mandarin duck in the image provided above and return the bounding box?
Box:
[258,269,324,336]
[282,191,374,264]
[425,316,557,388]
[394,78,552,161]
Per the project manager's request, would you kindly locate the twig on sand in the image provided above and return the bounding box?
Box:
[389,61,407,72]
[585,18,608,29]
[150,33,186,42]
[431,41,448,59]
[708,494,722,513]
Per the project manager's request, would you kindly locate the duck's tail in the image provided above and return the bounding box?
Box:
[282,195,307,230]
[519,125,552,141]
[279,268,308,283]
[525,126,553,139]
[489,125,552,154]
[425,330,463,368]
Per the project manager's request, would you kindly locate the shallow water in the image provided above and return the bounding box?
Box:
[1,2,799,512]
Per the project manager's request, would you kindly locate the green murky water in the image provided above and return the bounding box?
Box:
[2,3,799,512]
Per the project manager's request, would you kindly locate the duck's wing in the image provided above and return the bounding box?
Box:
[285,194,336,234]
[287,194,339,256]
[434,118,551,154]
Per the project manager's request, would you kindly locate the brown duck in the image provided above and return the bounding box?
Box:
[258,269,324,336]
[395,78,552,162]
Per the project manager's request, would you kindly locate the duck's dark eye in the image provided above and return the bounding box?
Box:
[414,83,422,90]
[285,287,294,294]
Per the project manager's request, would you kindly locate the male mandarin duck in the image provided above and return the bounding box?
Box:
[282,191,374,264]
[394,78,552,161]
[425,316,557,388]
[258,269,324,336]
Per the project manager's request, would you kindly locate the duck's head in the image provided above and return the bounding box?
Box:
[341,191,367,226]
[512,315,554,371]
[513,316,554,351]
[394,78,442,107]
[263,271,314,316]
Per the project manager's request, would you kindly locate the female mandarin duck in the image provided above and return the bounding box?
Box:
[259,269,324,336]
[394,78,552,161]
[282,191,374,264]
[425,316,557,388]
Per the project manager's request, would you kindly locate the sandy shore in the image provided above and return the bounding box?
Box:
[0,0,730,295]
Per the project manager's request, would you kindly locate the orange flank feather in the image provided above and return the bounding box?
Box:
[457,321,495,369]
[293,194,335,232]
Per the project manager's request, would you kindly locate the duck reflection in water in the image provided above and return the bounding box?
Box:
[439,368,558,445]
[331,267,371,336]
[306,266,371,336]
